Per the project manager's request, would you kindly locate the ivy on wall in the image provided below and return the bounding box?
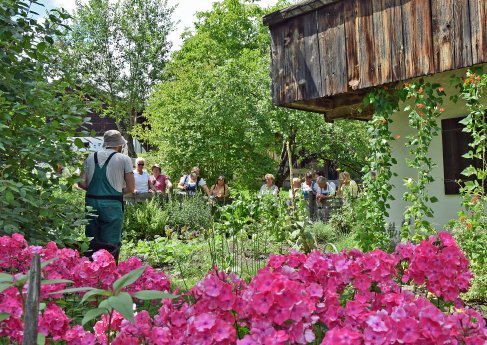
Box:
[355,88,400,251]
[401,81,445,241]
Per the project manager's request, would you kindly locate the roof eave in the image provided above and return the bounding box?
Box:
[263,0,341,27]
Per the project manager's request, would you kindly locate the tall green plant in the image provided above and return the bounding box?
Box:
[356,88,400,251]
[448,69,487,300]
[62,0,174,157]
[0,0,89,244]
[401,81,445,240]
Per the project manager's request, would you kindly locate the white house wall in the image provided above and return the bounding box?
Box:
[388,66,487,231]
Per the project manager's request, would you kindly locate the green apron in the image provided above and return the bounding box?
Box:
[85,152,124,245]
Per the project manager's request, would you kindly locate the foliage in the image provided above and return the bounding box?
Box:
[401,81,444,240]
[165,197,213,237]
[1,232,486,344]
[305,222,336,244]
[138,0,370,188]
[61,0,174,156]
[121,236,209,288]
[123,196,213,242]
[0,0,90,244]
[355,88,400,251]
[327,202,356,237]
[123,198,168,241]
[448,69,487,302]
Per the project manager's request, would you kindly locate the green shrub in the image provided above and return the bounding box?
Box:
[328,203,355,236]
[120,236,211,289]
[123,198,168,241]
[306,222,336,244]
[165,197,213,236]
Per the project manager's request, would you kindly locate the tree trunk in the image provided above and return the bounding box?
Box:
[275,131,297,188]
[116,120,136,158]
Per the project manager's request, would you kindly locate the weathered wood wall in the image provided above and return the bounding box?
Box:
[266,0,487,118]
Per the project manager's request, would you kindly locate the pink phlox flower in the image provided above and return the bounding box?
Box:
[63,325,96,345]
[193,312,217,332]
[264,329,289,345]
[321,327,362,345]
[38,302,70,340]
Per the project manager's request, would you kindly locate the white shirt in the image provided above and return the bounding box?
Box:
[84,149,133,193]
[179,175,206,186]
[259,184,279,196]
[313,182,336,196]
[134,170,150,193]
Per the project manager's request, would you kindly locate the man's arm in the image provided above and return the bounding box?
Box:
[123,172,135,195]
[78,171,88,190]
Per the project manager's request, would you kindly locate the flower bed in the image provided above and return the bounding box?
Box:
[0,232,486,344]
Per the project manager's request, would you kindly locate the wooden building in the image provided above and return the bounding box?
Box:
[264,0,486,121]
[263,0,486,230]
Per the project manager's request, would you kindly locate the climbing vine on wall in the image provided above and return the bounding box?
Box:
[356,88,400,251]
[453,70,487,263]
[401,81,445,241]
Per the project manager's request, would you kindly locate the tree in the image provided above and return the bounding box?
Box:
[139,0,370,188]
[0,0,89,244]
[61,0,174,157]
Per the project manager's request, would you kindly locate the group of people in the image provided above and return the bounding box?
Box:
[132,159,230,201]
[259,171,358,221]
[77,129,358,262]
[259,171,358,200]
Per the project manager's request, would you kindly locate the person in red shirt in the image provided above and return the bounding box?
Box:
[149,164,172,195]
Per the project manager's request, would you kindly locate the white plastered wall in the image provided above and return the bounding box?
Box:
[387,65,486,230]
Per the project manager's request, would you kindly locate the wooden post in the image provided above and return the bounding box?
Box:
[23,253,41,345]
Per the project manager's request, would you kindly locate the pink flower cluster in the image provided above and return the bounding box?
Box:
[1,232,486,345]
[0,234,169,343]
[400,232,472,302]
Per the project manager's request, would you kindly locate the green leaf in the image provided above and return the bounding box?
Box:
[430,196,438,203]
[48,287,94,295]
[0,313,10,322]
[40,256,58,269]
[0,283,13,293]
[82,308,107,325]
[113,266,145,295]
[131,290,176,301]
[5,191,14,204]
[104,292,134,323]
[81,288,111,303]
[0,273,14,283]
[37,332,45,345]
[41,279,73,285]
[74,137,85,148]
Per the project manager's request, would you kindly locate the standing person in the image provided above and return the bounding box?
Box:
[78,130,135,262]
[336,171,358,200]
[301,172,316,200]
[289,177,301,199]
[313,176,336,222]
[301,171,317,220]
[149,164,172,195]
[133,157,157,194]
[210,175,230,200]
[259,174,279,196]
[178,166,211,197]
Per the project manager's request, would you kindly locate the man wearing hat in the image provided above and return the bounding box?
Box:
[79,130,135,261]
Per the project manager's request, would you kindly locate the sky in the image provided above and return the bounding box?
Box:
[40,0,279,51]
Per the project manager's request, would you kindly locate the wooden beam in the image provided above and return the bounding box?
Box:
[263,0,341,27]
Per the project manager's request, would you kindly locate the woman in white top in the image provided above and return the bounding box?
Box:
[259,173,279,196]
[133,158,156,194]
[313,176,336,203]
